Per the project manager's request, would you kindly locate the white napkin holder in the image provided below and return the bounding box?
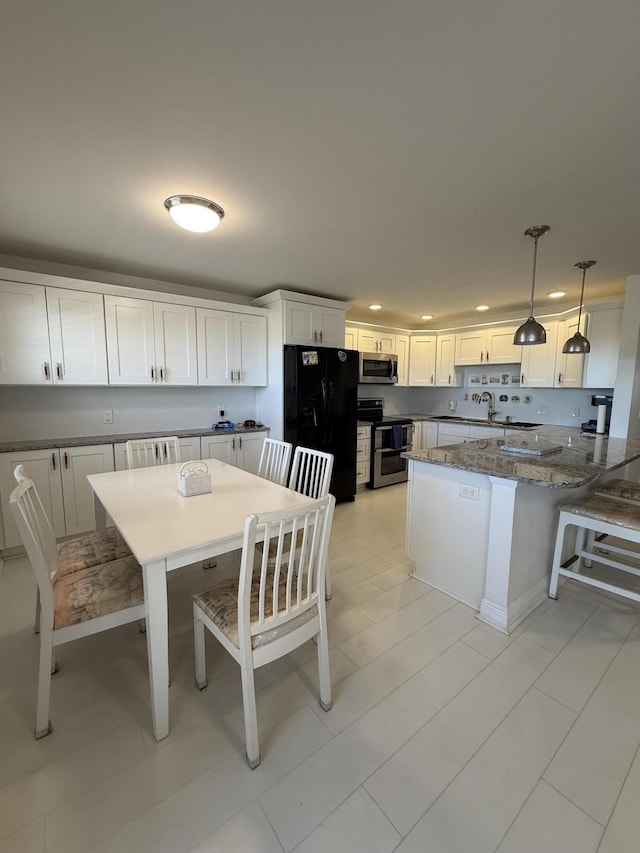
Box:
[177,461,212,497]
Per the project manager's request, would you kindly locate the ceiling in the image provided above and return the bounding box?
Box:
[2,1,639,329]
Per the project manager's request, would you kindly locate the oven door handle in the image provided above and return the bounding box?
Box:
[376,424,411,431]
[375,446,410,454]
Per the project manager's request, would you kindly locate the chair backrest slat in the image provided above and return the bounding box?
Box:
[9,478,58,613]
[288,447,334,499]
[125,437,181,469]
[257,438,292,485]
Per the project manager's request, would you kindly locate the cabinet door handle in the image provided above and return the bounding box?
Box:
[64,451,69,468]
[239,437,243,449]
[480,352,484,363]
[486,351,490,362]
[448,374,451,384]
[51,452,56,470]
[159,366,164,382]
[319,330,323,342]
[151,366,155,381]
[558,372,563,384]
[232,437,236,451]
[521,373,525,384]
[237,370,242,382]
[44,362,50,380]
[430,374,434,385]
[56,362,63,380]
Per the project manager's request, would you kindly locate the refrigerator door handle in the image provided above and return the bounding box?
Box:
[320,378,328,443]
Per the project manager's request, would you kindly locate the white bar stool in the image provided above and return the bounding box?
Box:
[549,493,640,603]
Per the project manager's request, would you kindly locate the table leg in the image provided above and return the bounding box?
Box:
[142,558,170,740]
[93,491,107,532]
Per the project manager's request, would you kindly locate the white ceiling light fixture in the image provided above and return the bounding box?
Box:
[562,260,595,354]
[420,314,434,320]
[548,290,566,298]
[514,225,550,346]
[475,305,490,312]
[164,195,225,233]
[369,304,382,310]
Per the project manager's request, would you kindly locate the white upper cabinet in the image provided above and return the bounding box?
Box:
[357,329,396,353]
[344,325,358,350]
[284,301,345,347]
[520,321,559,387]
[435,334,457,386]
[46,287,108,384]
[105,296,197,385]
[0,282,108,385]
[455,325,520,365]
[197,308,267,386]
[409,335,436,386]
[554,313,584,388]
[486,326,521,364]
[583,307,623,388]
[0,281,51,384]
[395,334,410,386]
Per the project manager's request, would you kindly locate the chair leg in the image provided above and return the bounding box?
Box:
[36,629,54,739]
[549,514,567,600]
[316,624,333,712]
[239,656,261,769]
[583,528,596,568]
[325,558,332,600]
[193,604,207,690]
[34,588,41,634]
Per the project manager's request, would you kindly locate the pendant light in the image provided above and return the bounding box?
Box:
[514,225,550,345]
[562,260,595,354]
[164,196,225,232]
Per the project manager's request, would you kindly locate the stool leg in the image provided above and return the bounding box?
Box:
[583,528,595,569]
[574,526,586,573]
[549,514,567,599]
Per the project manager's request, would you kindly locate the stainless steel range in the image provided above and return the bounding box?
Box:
[357,398,413,488]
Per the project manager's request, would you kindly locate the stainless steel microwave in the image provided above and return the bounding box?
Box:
[359,351,398,384]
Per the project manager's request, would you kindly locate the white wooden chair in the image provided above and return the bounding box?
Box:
[9,476,146,739]
[192,494,335,768]
[13,465,133,635]
[125,436,181,469]
[257,437,292,486]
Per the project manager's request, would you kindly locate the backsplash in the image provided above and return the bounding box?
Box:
[360,384,613,427]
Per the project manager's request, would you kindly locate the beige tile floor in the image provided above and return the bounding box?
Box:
[2,483,640,852]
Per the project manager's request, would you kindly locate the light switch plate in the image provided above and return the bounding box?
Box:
[102,409,113,424]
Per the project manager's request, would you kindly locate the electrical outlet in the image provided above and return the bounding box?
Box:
[102,409,113,424]
[459,483,479,500]
[218,404,226,418]
[448,400,457,411]
[572,405,580,417]
[537,405,550,415]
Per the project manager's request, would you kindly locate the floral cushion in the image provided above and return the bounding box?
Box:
[193,574,316,649]
[57,528,132,577]
[53,555,143,629]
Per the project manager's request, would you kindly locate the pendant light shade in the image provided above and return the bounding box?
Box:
[562,261,595,354]
[164,195,225,232]
[514,225,550,346]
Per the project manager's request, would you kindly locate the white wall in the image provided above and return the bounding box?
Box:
[609,274,640,439]
[0,386,258,442]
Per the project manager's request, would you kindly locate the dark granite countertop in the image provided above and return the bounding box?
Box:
[403,426,640,488]
[399,413,539,430]
[0,425,269,454]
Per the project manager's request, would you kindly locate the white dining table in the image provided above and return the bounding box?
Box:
[87,458,314,741]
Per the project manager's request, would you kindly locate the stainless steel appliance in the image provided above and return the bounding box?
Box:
[357,398,413,488]
[359,351,398,384]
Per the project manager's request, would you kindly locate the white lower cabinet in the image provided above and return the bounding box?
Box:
[436,422,504,446]
[201,432,266,475]
[412,421,438,450]
[0,444,114,548]
[356,424,371,485]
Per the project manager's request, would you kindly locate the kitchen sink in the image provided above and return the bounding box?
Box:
[502,421,542,428]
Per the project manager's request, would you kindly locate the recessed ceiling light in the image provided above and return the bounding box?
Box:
[547,290,566,298]
[369,304,382,310]
[164,195,225,233]
[420,314,434,320]
[475,305,490,312]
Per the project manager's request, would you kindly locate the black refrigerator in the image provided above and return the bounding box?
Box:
[284,344,358,502]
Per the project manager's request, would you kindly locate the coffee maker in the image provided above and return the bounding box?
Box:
[581,394,613,435]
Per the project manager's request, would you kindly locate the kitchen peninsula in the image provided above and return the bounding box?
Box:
[404,428,640,633]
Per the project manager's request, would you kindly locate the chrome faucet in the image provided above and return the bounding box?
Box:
[478,390,497,422]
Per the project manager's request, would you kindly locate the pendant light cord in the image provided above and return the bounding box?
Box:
[528,235,539,317]
[576,265,586,333]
